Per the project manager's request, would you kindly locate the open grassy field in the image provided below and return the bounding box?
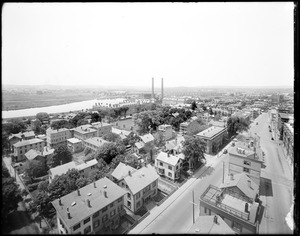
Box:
[2,92,96,111]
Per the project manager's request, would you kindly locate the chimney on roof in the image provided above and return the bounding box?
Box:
[67,208,71,219]
[245,202,249,213]
[87,199,91,208]
[94,181,96,188]
[128,170,131,176]
[214,215,218,224]
[59,198,62,206]
[104,190,108,198]
[230,173,234,180]
[77,189,80,196]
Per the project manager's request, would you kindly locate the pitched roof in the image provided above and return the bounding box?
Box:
[111,127,132,139]
[187,215,235,234]
[219,172,259,200]
[49,159,98,178]
[49,161,77,178]
[43,146,55,156]
[135,141,144,149]
[13,138,44,148]
[156,152,181,166]
[140,133,154,143]
[25,149,43,161]
[51,177,127,228]
[124,165,159,195]
[9,131,35,140]
[110,162,137,181]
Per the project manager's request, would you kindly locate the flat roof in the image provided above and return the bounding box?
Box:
[46,128,70,134]
[196,126,226,139]
[51,177,127,228]
[13,138,44,148]
[84,137,109,147]
[73,125,97,134]
[67,138,82,144]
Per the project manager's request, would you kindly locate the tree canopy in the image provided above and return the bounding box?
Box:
[95,142,126,164]
[24,159,48,180]
[227,116,250,138]
[102,132,122,143]
[191,101,197,111]
[2,166,22,223]
[47,145,73,168]
[182,136,206,170]
[36,112,49,122]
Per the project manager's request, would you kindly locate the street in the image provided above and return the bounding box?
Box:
[129,113,294,234]
[252,113,293,234]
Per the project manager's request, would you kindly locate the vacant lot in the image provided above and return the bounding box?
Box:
[3,92,96,111]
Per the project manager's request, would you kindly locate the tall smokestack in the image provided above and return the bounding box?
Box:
[152,77,154,100]
[161,78,164,103]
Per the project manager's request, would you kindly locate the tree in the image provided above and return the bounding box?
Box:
[77,119,89,126]
[125,154,142,169]
[2,167,22,223]
[95,142,124,165]
[191,101,197,111]
[88,169,105,182]
[154,132,166,148]
[33,190,54,218]
[91,112,101,123]
[102,132,122,143]
[36,112,49,122]
[37,180,49,192]
[182,136,206,171]
[227,116,250,138]
[24,159,48,180]
[109,154,126,169]
[136,112,152,135]
[51,120,73,130]
[2,120,27,135]
[47,145,73,168]
[76,177,90,189]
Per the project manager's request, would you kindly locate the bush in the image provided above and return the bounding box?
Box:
[27,182,40,192]
[21,189,29,197]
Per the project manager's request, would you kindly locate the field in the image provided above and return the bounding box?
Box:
[2,92,96,111]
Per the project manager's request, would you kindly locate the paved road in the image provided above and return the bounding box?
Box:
[129,113,294,234]
[129,149,230,234]
[251,113,293,234]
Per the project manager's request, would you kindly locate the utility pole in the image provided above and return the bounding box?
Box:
[222,161,225,184]
[189,190,197,225]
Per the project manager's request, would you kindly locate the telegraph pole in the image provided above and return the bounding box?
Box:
[192,190,195,224]
[222,161,225,183]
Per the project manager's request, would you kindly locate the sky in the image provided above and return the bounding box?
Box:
[2,2,294,88]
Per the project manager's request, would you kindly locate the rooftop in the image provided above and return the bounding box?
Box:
[25,149,43,161]
[140,133,154,143]
[111,127,132,139]
[46,127,70,134]
[110,162,137,181]
[51,177,127,228]
[156,151,181,166]
[73,125,97,134]
[228,141,263,162]
[124,164,159,195]
[219,172,259,201]
[196,126,226,139]
[9,131,35,140]
[278,113,293,120]
[84,137,109,148]
[200,184,258,224]
[187,215,235,234]
[91,122,112,128]
[67,138,82,144]
[13,138,44,148]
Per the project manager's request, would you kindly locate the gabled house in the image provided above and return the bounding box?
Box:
[155,151,184,181]
[116,164,159,213]
[109,162,137,184]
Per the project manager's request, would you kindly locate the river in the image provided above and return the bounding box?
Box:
[2,99,99,119]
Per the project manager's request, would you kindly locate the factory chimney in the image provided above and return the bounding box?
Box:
[152,77,154,100]
[161,78,164,103]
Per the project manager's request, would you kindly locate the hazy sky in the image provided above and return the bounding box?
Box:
[2,2,294,88]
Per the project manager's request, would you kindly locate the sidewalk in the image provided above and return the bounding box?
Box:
[129,152,225,234]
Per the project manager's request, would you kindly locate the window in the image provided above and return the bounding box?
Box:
[118,197,123,203]
[102,206,108,213]
[160,162,163,166]
[118,205,123,212]
[136,192,140,200]
[110,202,114,208]
[93,219,100,228]
[84,226,91,234]
[93,211,99,218]
[244,160,251,166]
[143,185,150,194]
[127,201,131,208]
[168,165,172,170]
[137,201,141,208]
[73,223,81,231]
[83,217,90,225]
[168,172,172,177]
[110,209,116,217]
[102,214,108,223]
[243,167,250,173]
[127,193,131,200]
[152,181,156,188]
